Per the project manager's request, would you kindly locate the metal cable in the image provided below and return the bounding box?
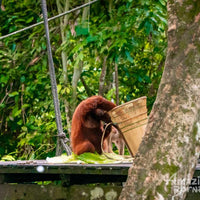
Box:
[40,0,71,156]
[0,0,98,40]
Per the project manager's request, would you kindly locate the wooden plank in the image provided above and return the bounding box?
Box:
[0,161,200,199]
[0,160,131,175]
[1,161,200,186]
[0,160,132,184]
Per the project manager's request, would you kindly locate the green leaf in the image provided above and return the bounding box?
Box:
[20,76,26,83]
[125,50,134,63]
[86,35,98,43]
[154,13,167,25]
[22,104,30,108]
[144,20,153,35]
[1,155,15,161]
[26,16,34,23]
[9,91,19,97]
[11,43,16,52]
[159,0,166,6]
[22,126,28,132]
[57,84,62,93]
[13,109,22,117]
[17,119,23,125]
[0,103,5,109]
[0,75,9,84]
[42,42,46,50]
[75,26,89,36]
[18,132,26,138]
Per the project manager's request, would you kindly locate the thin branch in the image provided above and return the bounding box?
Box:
[21,83,25,124]
[80,76,93,96]
[98,56,108,96]
[0,83,13,104]
[115,63,119,105]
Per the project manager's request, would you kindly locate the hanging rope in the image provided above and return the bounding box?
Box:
[40,0,71,156]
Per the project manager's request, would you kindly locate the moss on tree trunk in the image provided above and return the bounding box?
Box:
[119,0,200,199]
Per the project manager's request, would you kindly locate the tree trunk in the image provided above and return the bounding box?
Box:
[81,0,90,26]
[114,63,119,105]
[98,56,108,96]
[70,0,89,112]
[71,61,83,113]
[119,1,200,199]
[56,0,71,134]
[80,76,93,96]
[56,0,70,85]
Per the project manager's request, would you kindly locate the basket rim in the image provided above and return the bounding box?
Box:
[109,96,147,112]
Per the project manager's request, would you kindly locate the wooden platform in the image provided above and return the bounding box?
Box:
[1,160,200,200]
[0,160,132,185]
[1,160,200,185]
[0,160,131,200]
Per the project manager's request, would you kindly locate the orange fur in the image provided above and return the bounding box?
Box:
[71,96,116,155]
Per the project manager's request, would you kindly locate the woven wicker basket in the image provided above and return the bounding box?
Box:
[108,96,148,156]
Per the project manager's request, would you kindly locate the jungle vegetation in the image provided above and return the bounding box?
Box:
[0,0,167,160]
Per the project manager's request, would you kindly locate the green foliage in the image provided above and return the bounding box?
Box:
[0,0,167,160]
[59,0,167,107]
[46,152,131,164]
[0,0,57,160]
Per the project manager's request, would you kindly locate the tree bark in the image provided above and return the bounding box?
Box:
[70,0,89,112]
[56,0,71,134]
[71,61,83,113]
[81,0,90,26]
[56,0,70,85]
[114,63,119,105]
[98,56,108,96]
[119,0,200,199]
[80,76,93,96]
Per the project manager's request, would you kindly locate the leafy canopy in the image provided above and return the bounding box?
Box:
[0,0,167,160]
